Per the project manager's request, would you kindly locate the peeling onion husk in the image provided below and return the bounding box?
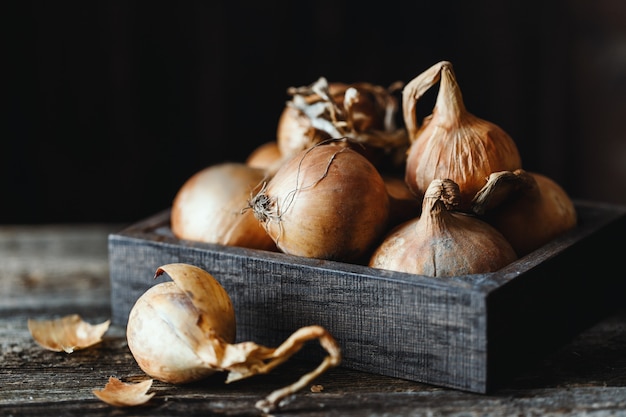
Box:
[126,263,237,384]
[403,61,522,211]
[126,263,342,413]
[369,178,518,276]
[249,140,390,263]
[277,77,410,171]
[471,169,577,256]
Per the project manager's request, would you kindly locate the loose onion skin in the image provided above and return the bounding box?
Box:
[369,179,518,277]
[276,80,349,159]
[249,141,390,263]
[171,163,277,251]
[277,105,331,161]
[471,169,577,256]
[277,77,409,171]
[403,61,522,211]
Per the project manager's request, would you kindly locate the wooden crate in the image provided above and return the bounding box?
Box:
[108,200,626,393]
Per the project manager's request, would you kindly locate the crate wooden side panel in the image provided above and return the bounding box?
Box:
[109,231,490,392]
[108,200,626,393]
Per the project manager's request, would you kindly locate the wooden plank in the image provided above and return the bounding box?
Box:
[3,308,626,415]
[0,224,119,316]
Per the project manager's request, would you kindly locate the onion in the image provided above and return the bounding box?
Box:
[471,169,577,256]
[249,141,390,263]
[402,61,522,211]
[369,178,518,276]
[171,162,277,251]
[277,105,331,160]
[276,80,348,159]
[245,140,282,172]
[126,263,236,384]
[277,77,409,171]
[126,263,342,413]
[383,174,421,227]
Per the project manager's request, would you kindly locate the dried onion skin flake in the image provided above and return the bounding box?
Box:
[93,377,155,407]
[27,314,110,353]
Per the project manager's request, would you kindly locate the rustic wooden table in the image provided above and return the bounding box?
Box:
[2,224,626,416]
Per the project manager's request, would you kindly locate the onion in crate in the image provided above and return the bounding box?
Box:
[249,140,390,263]
[171,162,277,251]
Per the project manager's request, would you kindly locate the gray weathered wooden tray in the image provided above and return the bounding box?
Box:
[108,200,626,393]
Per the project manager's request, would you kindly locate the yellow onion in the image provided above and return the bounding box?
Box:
[249,141,390,263]
[369,178,518,276]
[471,169,577,256]
[126,263,236,384]
[383,174,421,228]
[245,140,282,172]
[126,263,342,413]
[403,61,522,211]
[277,77,409,171]
[171,162,277,251]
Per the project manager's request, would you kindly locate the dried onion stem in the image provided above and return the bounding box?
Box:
[278,77,409,171]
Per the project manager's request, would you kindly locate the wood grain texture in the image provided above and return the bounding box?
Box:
[2,223,626,416]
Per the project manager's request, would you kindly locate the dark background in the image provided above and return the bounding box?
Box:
[4,0,625,225]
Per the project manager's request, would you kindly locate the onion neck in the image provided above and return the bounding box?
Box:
[421,198,452,237]
[512,169,541,201]
[421,178,460,234]
[434,63,467,126]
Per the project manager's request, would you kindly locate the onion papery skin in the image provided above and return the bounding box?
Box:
[369,179,518,277]
[276,81,348,160]
[126,264,236,384]
[277,77,409,172]
[171,163,277,252]
[250,143,390,263]
[472,170,578,257]
[405,113,522,211]
[276,106,332,160]
[403,61,522,211]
